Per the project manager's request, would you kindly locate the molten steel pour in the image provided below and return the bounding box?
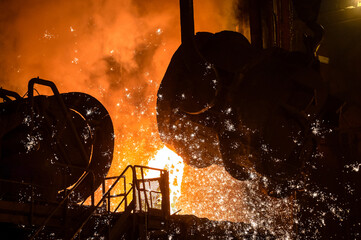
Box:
[146,146,184,214]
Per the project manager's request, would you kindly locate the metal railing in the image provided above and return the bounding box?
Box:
[0,164,170,239]
[71,165,170,239]
[133,165,170,216]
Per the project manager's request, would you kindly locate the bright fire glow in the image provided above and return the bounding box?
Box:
[146,146,184,214]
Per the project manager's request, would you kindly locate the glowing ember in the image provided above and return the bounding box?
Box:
[146,146,184,213]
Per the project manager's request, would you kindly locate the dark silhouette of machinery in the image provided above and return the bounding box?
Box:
[157,0,361,238]
[0,78,114,202]
[157,0,326,197]
[0,80,177,239]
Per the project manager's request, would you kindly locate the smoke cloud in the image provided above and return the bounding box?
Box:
[0,0,238,165]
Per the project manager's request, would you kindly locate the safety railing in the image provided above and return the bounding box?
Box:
[0,164,170,240]
[98,165,135,213]
[71,165,134,239]
[134,165,170,217]
[71,165,170,239]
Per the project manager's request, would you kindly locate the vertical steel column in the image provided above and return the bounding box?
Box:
[102,180,106,210]
[180,0,195,46]
[249,0,263,48]
[161,171,170,217]
[123,176,127,208]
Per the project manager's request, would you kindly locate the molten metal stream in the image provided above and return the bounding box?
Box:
[146,146,185,214]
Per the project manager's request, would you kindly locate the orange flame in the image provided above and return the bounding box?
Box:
[146,146,184,214]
